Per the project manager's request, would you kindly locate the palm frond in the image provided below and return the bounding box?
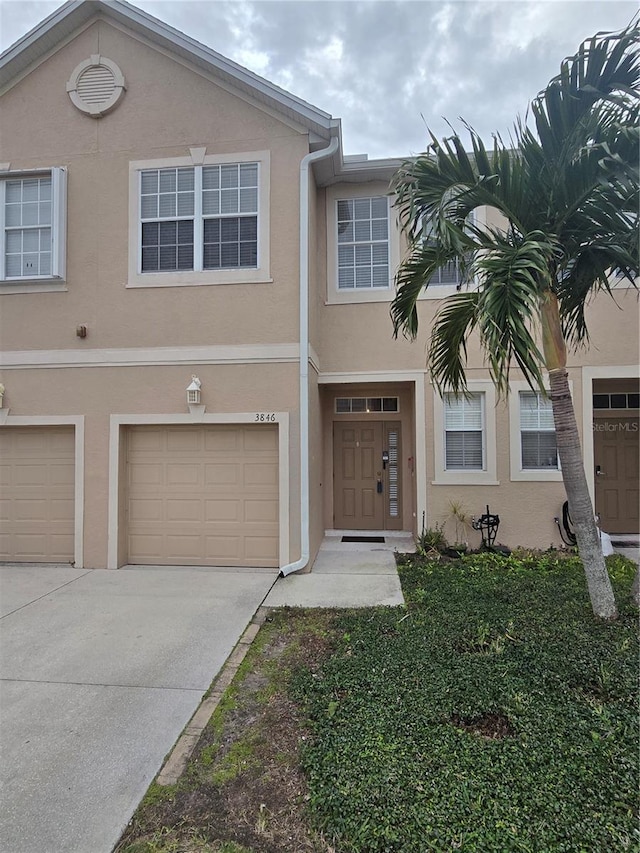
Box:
[532,21,640,164]
[558,244,638,346]
[474,237,550,394]
[428,292,481,395]
[391,20,639,392]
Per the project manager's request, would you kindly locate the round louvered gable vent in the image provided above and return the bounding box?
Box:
[76,64,115,105]
[67,55,126,117]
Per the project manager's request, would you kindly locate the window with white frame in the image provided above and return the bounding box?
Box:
[421,211,475,290]
[337,196,389,290]
[428,257,465,286]
[1,169,66,281]
[444,392,484,470]
[519,391,558,469]
[139,162,259,273]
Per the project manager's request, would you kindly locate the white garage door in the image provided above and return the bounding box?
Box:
[126,425,279,567]
[0,427,75,562]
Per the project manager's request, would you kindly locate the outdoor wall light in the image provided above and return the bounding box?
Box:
[186,376,206,417]
[186,376,202,405]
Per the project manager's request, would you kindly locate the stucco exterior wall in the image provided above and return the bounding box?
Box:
[0,20,308,353]
[0,361,300,568]
[1,6,637,567]
[313,180,639,549]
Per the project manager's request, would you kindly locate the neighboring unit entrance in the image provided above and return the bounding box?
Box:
[594,416,639,534]
[333,421,402,530]
[0,426,75,562]
[126,424,279,567]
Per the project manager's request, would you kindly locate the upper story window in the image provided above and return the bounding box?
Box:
[1,168,67,285]
[519,391,558,469]
[444,392,485,470]
[139,163,259,273]
[420,211,478,297]
[337,196,389,290]
[128,150,270,289]
[428,257,465,287]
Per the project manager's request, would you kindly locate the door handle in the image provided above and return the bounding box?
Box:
[382,450,389,470]
[595,465,606,477]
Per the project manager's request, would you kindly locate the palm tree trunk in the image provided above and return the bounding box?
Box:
[547,367,618,619]
[541,292,617,619]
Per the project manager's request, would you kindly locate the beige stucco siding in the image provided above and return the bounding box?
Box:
[315,254,637,548]
[423,369,574,549]
[0,20,307,353]
[2,7,637,564]
[0,362,300,568]
[308,371,324,566]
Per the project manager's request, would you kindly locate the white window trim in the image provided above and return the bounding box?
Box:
[432,382,498,485]
[325,182,398,304]
[508,380,566,482]
[127,149,271,288]
[0,167,67,293]
[418,207,485,300]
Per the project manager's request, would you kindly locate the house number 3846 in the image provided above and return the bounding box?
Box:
[255,413,276,422]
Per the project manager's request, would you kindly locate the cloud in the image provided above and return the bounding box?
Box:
[1,0,637,157]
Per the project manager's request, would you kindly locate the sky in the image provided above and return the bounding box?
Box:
[0,0,636,158]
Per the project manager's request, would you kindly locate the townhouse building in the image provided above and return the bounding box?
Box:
[1,0,637,571]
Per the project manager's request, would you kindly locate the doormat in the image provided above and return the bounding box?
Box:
[611,541,638,548]
[341,536,385,543]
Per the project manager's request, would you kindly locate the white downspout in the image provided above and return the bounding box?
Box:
[280,133,340,577]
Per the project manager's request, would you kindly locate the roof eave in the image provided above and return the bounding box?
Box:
[0,0,336,140]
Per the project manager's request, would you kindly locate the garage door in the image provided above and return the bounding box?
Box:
[0,427,75,562]
[126,425,279,567]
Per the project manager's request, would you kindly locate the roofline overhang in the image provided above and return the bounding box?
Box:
[0,0,408,185]
[0,0,338,141]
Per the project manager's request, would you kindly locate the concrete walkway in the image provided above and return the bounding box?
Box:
[0,564,278,853]
[263,531,412,608]
[611,534,640,565]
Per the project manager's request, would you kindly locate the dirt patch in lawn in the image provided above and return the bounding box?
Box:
[115,609,339,853]
[451,711,515,740]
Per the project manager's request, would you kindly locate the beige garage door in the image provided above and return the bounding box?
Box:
[0,426,75,562]
[126,425,279,567]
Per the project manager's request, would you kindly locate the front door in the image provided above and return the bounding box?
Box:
[594,416,639,534]
[333,421,402,530]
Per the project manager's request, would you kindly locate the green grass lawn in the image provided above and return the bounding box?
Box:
[118,551,638,853]
[292,551,639,853]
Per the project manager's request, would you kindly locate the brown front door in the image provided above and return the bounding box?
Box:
[333,421,402,530]
[594,417,639,534]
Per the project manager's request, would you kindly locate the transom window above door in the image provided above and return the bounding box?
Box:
[335,396,399,413]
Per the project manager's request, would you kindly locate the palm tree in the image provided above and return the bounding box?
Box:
[391,23,639,619]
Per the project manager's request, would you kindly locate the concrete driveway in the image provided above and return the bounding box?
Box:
[0,564,278,853]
